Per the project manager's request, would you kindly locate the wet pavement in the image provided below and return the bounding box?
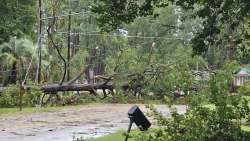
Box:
[0,104,186,141]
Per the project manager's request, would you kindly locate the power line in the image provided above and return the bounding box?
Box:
[0,40,191,75]
[40,11,91,20]
[54,32,185,40]
[6,2,235,84]
[48,31,243,42]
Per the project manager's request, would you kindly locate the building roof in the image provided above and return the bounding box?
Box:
[234,68,250,76]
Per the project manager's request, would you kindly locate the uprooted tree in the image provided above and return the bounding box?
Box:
[37,0,230,104]
[38,9,211,103]
[40,46,116,101]
[39,36,207,104]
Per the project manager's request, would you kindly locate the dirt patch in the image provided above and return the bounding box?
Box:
[0,104,187,141]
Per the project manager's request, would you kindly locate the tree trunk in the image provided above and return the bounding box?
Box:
[10,62,17,84]
[41,82,114,93]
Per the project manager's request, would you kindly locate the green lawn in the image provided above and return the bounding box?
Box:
[2,95,250,140]
[0,103,100,116]
[85,130,138,141]
[89,96,250,141]
[203,95,250,131]
[203,104,216,109]
[241,126,250,131]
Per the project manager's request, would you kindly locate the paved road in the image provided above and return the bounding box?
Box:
[0,104,186,141]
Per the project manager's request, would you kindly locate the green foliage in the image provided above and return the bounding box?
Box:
[0,87,19,108]
[238,81,250,96]
[0,79,43,108]
[91,0,250,55]
[69,49,89,82]
[22,85,43,107]
[129,61,250,141]
[0,37,36,85]
[22,88,40,107]
[0,0,38,43]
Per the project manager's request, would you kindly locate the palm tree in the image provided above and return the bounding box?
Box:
[0,37,35,85]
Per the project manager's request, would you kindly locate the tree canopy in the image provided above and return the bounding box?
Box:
[92,0,250,55]
[0,37,35,85]
[0,0,38,44]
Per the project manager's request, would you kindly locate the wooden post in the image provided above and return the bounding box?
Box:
[19,83,28,111]
[182,98,189,118]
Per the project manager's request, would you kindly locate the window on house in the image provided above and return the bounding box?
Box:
[237,76,241,85]
[245,76,249,83]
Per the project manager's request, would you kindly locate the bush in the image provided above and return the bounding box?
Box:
[0,87,19,108]
[132,61,250,141]
[0,81,43,108]
[22,86,43,107]
[238,84,250,96]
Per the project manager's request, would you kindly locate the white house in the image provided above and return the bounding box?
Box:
[233,68,250,86]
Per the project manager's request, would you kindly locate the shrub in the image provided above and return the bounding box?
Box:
[0,87,19,108]
[0,79,43,108]
[238,83,250,96]
[132,61,250,141]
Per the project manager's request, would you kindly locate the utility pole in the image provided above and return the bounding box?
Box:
[229,28,234,61]
[37,0,42,83]
[67,11,71,81]
[229,27,235,93]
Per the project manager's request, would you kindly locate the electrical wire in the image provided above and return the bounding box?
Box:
[7,2,236,84]
[22,34,41,85]
[40,11,91,20]
[51,32,185,40]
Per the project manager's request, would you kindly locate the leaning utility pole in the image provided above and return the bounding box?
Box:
[67,11,71,81]
[37,0,42,83]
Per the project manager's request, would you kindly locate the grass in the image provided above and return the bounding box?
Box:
[88,95,250,141]
[0,103,100,116]
[2,95,250,140]
[0,99,163,117]
[86,124,250,141]
[243,95,250,100]
[202,95,250,131]
[203,104,216,109]
[85,130,138,141]
[241,126,250,131]
[203,95,250,109]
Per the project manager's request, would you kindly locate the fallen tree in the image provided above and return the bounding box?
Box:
[39,45,118,104]
[41,82,114,93]
[37,14,190,105]
[38,14,118,104]
[40,82,115,105]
